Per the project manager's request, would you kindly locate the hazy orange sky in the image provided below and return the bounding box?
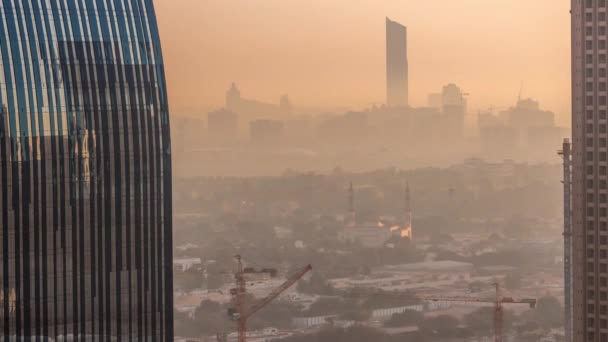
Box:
[154,0,571,124]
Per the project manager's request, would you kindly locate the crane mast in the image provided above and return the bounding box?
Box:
[559,138,573,342]
[494,283,503,342]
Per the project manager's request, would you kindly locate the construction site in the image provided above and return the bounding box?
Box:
[173,243,565,342]
[172,158,568,342]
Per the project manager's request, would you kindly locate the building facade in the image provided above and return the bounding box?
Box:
[207,108,238,146]
[441,83,467,140]
[572,0,608,341]
[386,17,408,108]
[0,1,173,340]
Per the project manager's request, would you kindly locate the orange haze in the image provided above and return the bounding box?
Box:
[154,0,571,125]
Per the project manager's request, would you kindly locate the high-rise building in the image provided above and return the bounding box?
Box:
[386,17,409,108]
[208,108,239,146]
[226,83,289,119]
[0,1,173,340]
[572,1,607,341]
[250,120,285,145]
[403,183,413,237]
[441,83,467,140]
[427,93,442,109]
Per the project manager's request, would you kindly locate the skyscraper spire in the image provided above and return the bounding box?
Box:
[404,181,411,213]
[349,181,354,213]
[403,182,413,239]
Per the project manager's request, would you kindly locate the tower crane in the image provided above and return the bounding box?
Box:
[228,255,312,342]
[558,139,573,342]
[346,283,536,342]
[421,283,536,342]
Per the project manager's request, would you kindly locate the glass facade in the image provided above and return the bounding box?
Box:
[0,0,173,340]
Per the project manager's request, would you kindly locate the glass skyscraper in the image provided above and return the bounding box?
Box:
[0,0,173,340]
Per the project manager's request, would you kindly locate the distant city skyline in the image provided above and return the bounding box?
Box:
[154,0,570,125]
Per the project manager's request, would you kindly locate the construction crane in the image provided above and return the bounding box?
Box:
[228,255,312,342]
[344,282,535,342]
[422,283,536,342]
[558,138,573,342]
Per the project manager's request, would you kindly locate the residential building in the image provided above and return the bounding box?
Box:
[208,108,239,145]
[572,1,607,340]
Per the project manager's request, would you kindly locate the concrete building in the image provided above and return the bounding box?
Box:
[441,83,467,139]
[572,1,607,340]
[386,17,409,108]
[317,111,370,146]
[250,120,285,145]
[208,108,239,145]
[504,98,555,131]
[501,98,557,150]
[428,93,442,109]
[479,125,518,160]
[226,83,291,120]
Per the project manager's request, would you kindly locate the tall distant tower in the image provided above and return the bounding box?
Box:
[226,82,242,109]
[386,17,409,108]
[402,183,413,239]
[442,83,467,139]
[572,1,602,341]
[346,182,356,227]
[404,183,412,228]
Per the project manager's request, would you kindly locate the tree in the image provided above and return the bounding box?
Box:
[534,295,563,329]
[465,307,515,336]
[297,273,336,295]
[419,315,461,338]
[195,314,232,336]
[195,299,222,317]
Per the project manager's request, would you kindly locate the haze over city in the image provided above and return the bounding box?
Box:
[156,0,571,124]
[0,1,591,341]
